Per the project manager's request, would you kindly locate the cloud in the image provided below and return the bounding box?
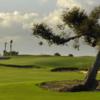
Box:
[57,0,80,8]
[56,0,100,13]
[0,36,20,43]
[0,11,39,29]
[79,0,100,12]
[43,9,62,25]
[0,11,40,52]
[44,0,100,25]
[41,0,48,3]
[87,0,94,5]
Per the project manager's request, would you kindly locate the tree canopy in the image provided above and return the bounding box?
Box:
[32,6,100,48]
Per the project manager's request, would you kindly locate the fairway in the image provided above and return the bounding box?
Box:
[0,1,100,100]
[0,56,100,100]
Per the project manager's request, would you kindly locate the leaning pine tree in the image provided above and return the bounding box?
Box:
[32,6,100,91]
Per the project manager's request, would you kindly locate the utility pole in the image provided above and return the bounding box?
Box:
[4,42,7,51]
[10,40,13,55]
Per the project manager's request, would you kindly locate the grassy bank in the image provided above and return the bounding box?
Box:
[0,55,95,70]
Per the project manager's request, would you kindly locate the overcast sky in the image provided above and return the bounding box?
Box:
[0,0,99,56]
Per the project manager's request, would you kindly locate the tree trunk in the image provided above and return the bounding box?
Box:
[81,51,100,90]
[83,50,100,90]
[70,51,100,92]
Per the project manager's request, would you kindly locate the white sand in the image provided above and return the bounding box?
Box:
[80,71,100,74]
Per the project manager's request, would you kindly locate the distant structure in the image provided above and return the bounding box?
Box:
[10,40,13,53]
[4,42,7,52]
[3,40,19,56]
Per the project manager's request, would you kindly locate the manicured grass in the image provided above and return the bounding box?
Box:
[0,56,100,100]
[0,55,95,70]
[0,66,100,100]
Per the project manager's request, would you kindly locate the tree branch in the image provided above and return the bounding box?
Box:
[33,23,83,45]
[63,35,82,43]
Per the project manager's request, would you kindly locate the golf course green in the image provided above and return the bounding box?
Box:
[0,55,100,100]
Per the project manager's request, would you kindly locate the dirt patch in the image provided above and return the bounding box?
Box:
[38,80,100,92]
[0,64,40,68]
[51,67,87,72]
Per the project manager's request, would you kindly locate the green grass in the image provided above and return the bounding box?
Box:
[0,55,100,100]
[0,55,95,69]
